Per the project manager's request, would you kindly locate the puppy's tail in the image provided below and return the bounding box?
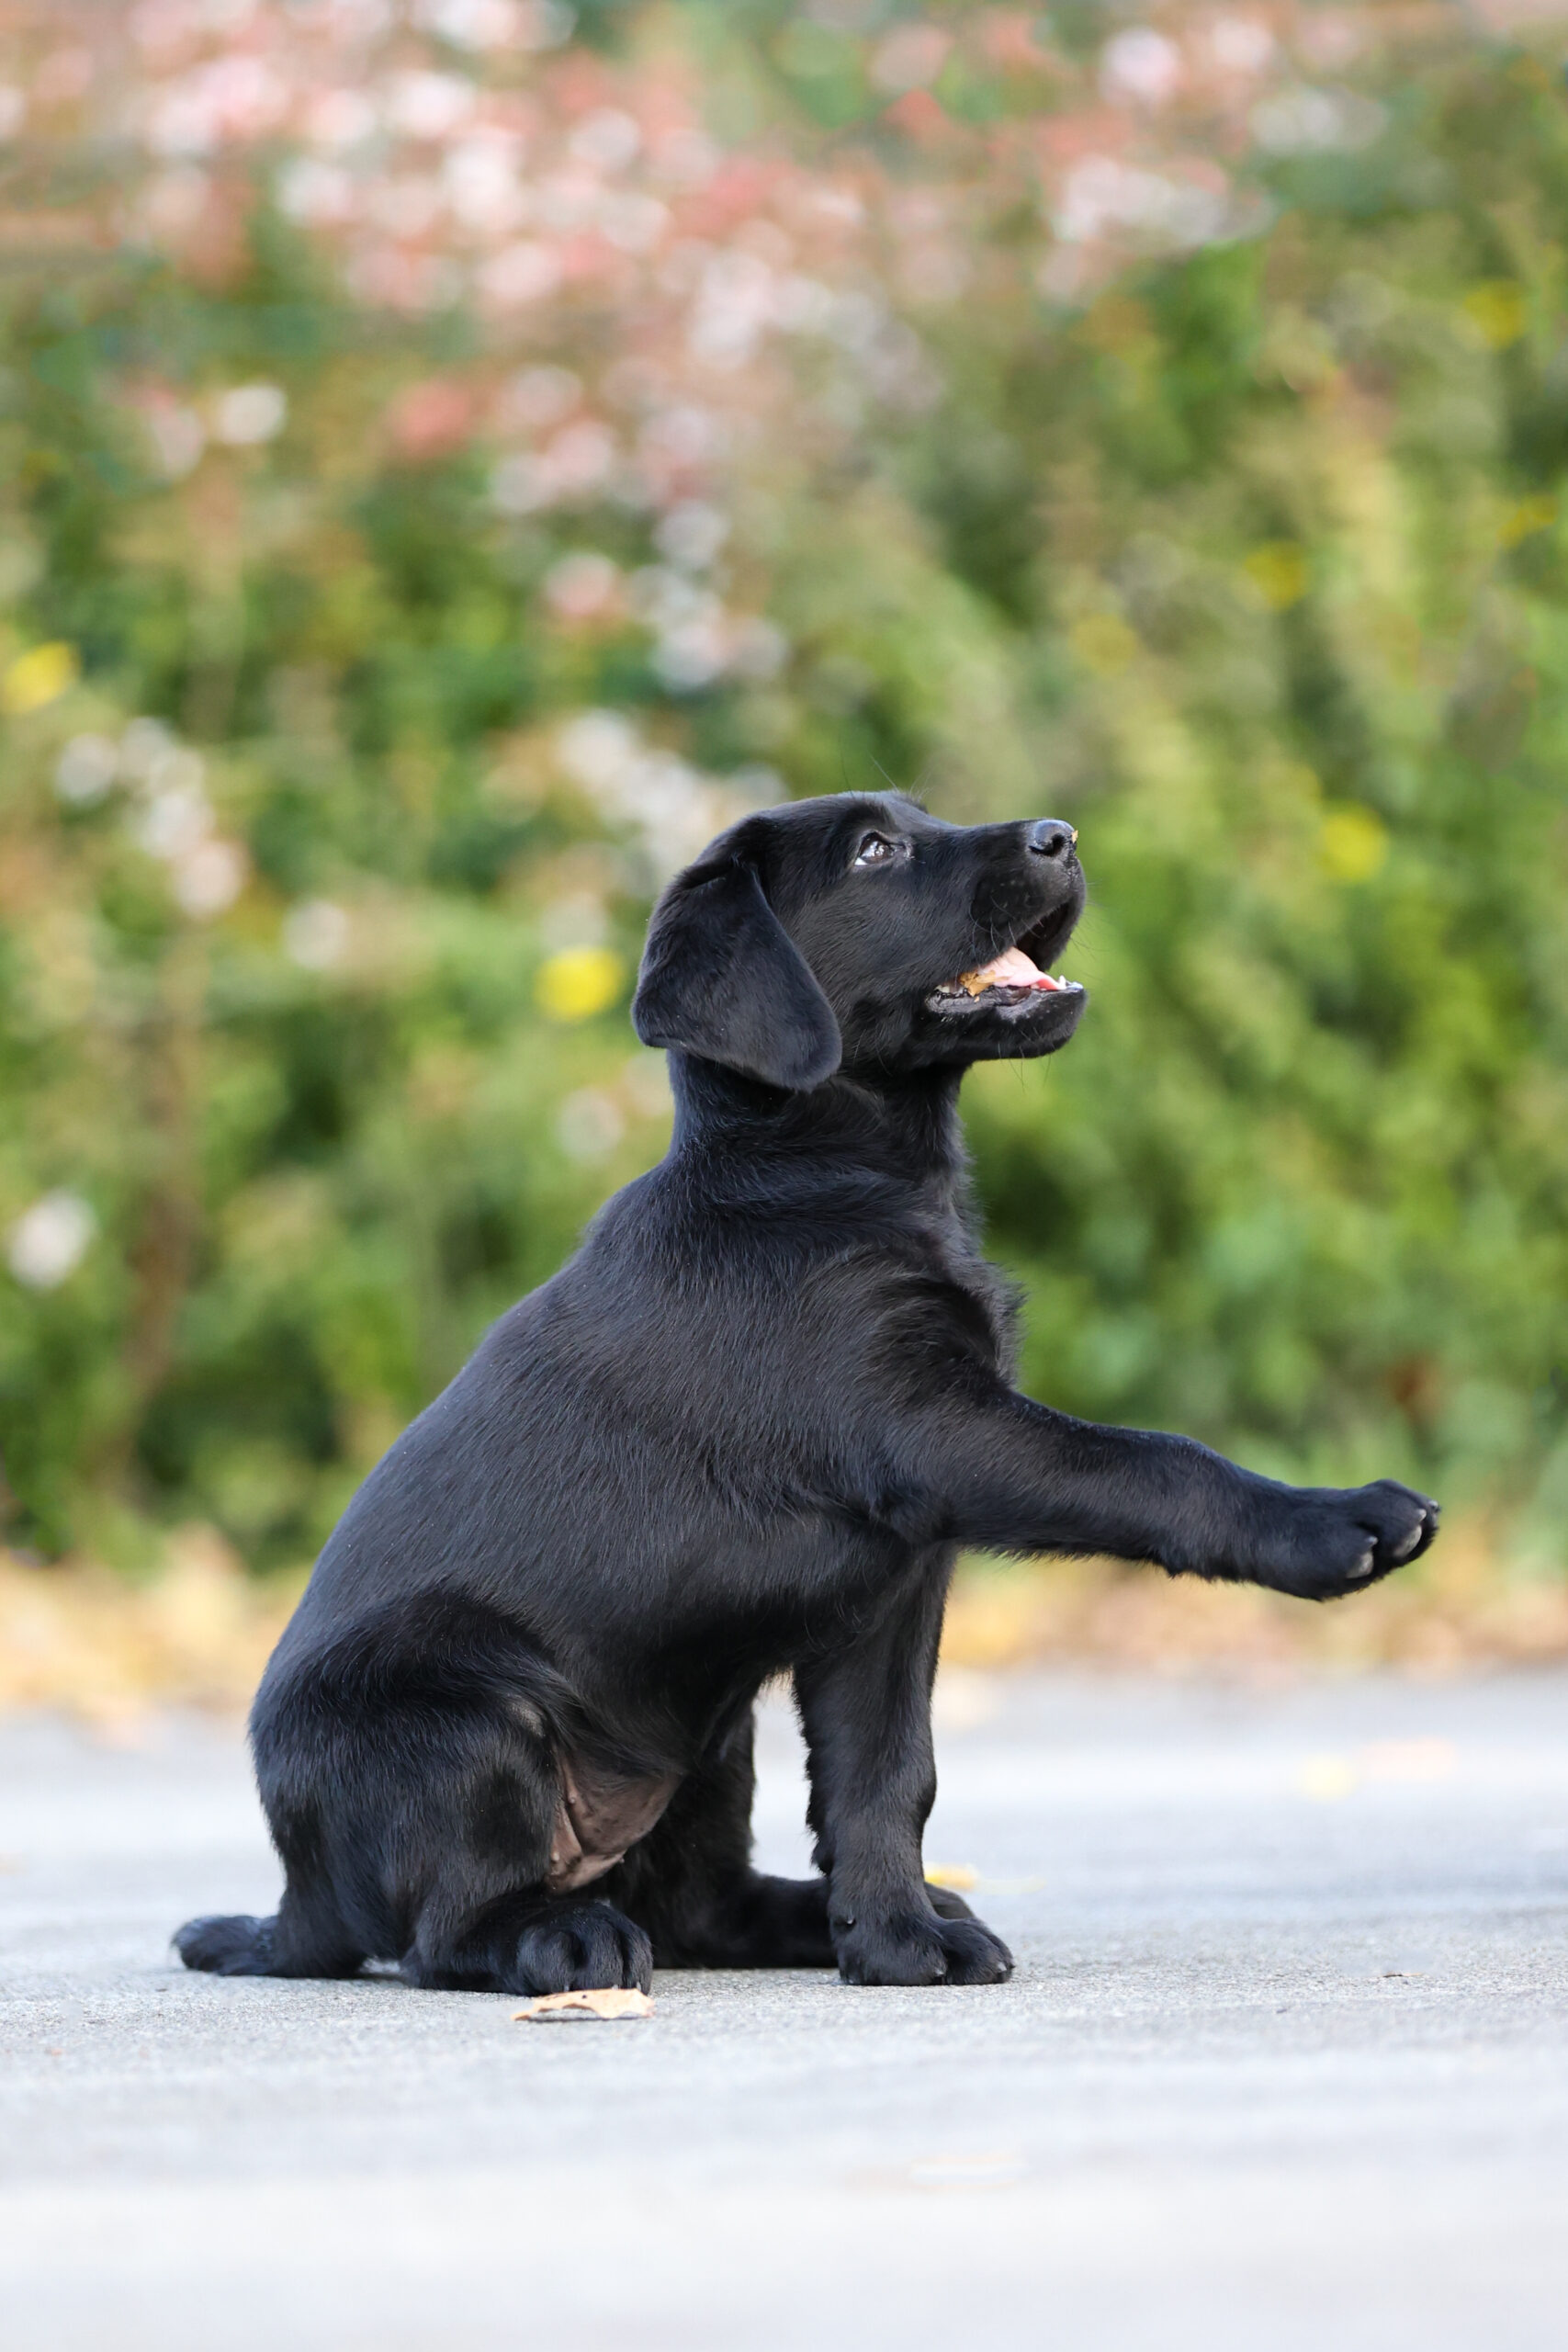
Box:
[174,1912,277,1975]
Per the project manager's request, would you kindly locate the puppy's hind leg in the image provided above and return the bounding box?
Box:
[409,1890,655,1996]
[175,1912,278,1976]
[397,1716,655,1995]
[614,1705,837,1970]
[175,1786,368,1978]
[174,1881,364,1980]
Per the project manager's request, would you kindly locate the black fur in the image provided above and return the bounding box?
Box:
[175,794,1438,1995]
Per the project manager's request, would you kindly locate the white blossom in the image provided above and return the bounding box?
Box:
[476,240,563,311]
[175,837,248,918]
[213,384,288,446]
[556,709,775,879]
[7,1192,96,1290]
[1100,29,1183,109]
[1250,86,1386,155]
[283,899,351,970]
[556,1088,626,1161]
[55,735,119,807]
[569,107,641,174]
[654,501,729,571]
[544,552,620,619]
[384,71,477,142]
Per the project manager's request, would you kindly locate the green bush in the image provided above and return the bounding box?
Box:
[1,8,1563,1575]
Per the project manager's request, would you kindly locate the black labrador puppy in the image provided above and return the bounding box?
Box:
[176,794,1438,1994]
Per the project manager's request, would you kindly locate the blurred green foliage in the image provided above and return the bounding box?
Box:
[1,10,1565,1577]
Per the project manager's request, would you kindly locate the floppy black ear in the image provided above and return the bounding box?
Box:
[633,858,841,1091]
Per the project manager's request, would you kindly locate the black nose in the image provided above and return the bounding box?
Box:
[1026,819,1077,860]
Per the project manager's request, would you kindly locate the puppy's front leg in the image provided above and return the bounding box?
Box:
[794,1555,1012,1987]
[906,1386,1438,1597]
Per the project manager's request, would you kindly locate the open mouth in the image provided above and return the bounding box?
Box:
[927,933,1083,1015]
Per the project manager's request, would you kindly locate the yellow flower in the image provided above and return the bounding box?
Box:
[535,944,625,1023]
[1462,280,1526,350]
[1243,543,1308,611]
[2,641,79,716]
[1067,612,1136,676]
[1319,806,1388,883]
[1499,493,1557,549]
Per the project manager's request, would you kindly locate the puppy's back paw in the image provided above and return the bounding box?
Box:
[174,1913,276,1974]
[515,1901,653,1996]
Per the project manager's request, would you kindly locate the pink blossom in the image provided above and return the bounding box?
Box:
[569,107,640,172]
[498,365,581,430]
[443,131,530,234]
[476,238,563,309]
[277,155,355,225]
[388,379,477,458]
[385,71,478,142]
[146,56,288,156]
[544,550,621,619]
[306,89,378,150]
[1100,29,1183,110]
[870,27,952,96]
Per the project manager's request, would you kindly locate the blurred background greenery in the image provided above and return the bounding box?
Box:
[2,0,1567,1693]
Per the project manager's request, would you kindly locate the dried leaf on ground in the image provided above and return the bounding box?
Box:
[513,1987,654,2022]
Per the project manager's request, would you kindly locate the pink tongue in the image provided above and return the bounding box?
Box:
[958,946,1061,995]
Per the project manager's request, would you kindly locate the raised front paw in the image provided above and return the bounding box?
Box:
[1258,1478,1440,1601]
[834,1904,1013,1987]
[515,1900,653,1996]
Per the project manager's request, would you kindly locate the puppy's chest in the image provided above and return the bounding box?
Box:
[920,1219,1021,1373]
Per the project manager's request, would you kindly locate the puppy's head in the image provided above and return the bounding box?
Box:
[633,792,1086,1090]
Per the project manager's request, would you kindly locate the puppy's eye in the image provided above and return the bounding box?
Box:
[853,833,900,869]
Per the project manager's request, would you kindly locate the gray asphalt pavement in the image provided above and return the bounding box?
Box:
[3,1668,1567,2351]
